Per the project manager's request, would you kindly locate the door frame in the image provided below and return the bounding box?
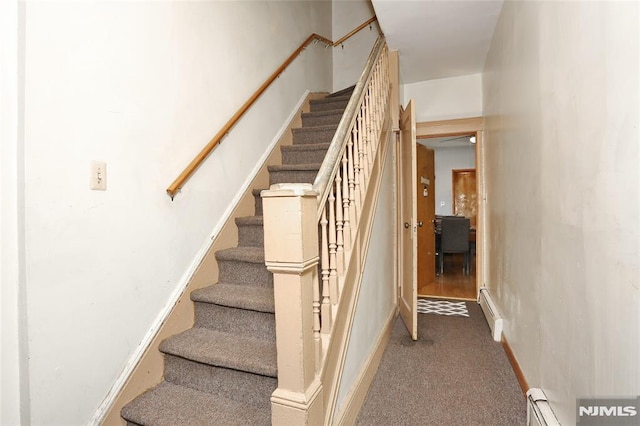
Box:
[415,117,486,299]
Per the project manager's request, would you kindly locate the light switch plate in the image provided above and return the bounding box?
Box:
[90,161,107,190]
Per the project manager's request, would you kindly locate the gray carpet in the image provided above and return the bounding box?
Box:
[356,301,527,426]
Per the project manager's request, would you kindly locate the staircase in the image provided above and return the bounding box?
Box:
[120,89,353,426]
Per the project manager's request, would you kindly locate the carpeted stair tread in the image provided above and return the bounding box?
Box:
[301,110,345,127]
[215,246,265,264]
[326,84,356,98]
[309,95,350,112]
[292,125,339,145]
[235,215,263,226]
[160,328,277,377]
[301,109,345,119]
[281,142,331,152]
[191,283,274,313]
[268,163,322,172]
[121,381,270,426]
[311,93,351,104]
[281,142,331,165]
[292,123,339,134]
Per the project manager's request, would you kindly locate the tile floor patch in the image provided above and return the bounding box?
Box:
[417,299,469,317]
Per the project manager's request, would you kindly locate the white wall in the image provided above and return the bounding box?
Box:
[332,0,379,92]
[417,144,475,216]
[403,74,483,122]
[483,1,639,424]
[335,135,396,416]
[20,1,331,424]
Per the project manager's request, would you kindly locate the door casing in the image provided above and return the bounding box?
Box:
[415,117,486,299]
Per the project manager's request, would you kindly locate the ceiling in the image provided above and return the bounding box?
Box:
[371,0,504,84]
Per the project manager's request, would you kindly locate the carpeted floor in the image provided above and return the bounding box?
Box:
[356,300,527,425]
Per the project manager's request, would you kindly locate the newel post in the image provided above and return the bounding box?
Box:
[262,183,324,425]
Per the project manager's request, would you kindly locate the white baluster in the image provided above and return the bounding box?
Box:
[354,112,364,211]
[335,173,345,275]
[341,150,352,251]
[320,206,331,334]
[328,187,338,304]
[347,129,359,236]
[312,263,321,371]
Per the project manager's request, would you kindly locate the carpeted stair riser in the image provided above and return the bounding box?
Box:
[267,165,320,186]
[309,95,350,112]
[163,354,277,409]
[217,256,272,287]
[236,216,264,247]
[301,109,344,127]
[194,302,275,341]
[281,143,330,165]
[292,124,338,145]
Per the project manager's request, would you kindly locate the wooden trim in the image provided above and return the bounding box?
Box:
[167,17,378,199]
[475,130,486,296]
[333,309,396,426]
[333,17,378,47]
[501,334,529,396]
[415,117,484,139]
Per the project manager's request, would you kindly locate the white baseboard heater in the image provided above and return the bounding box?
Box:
[478,288,503,342]
[527,388,560,426]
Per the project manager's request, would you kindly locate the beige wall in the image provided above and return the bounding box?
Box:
[483,1,639,424]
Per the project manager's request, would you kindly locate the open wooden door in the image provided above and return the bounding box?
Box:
[417,145,436,291]
[398,100,418,340]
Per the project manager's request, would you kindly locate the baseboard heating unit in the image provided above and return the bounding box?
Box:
[478,288,503,342]
[527,388,560,426]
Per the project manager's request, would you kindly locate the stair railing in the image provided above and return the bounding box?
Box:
[262,36,390,425]
[166,17,378,200]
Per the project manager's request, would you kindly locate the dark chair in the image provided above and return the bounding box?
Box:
[439,216,470,275]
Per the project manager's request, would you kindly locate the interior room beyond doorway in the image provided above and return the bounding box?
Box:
[417,134,477,300]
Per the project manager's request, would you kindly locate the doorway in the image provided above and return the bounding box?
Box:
[413,118,485,301]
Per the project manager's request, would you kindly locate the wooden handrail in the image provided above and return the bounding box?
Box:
[166,17,378,199]
[332,17,378,47]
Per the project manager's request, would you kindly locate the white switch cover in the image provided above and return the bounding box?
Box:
[90,161,107,190]
[440,201,445,207]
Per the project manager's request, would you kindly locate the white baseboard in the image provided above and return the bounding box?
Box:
[478,287,503,342]
[527,388,560,426]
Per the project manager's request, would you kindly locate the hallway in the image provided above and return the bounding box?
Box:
[356,302,526,425]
